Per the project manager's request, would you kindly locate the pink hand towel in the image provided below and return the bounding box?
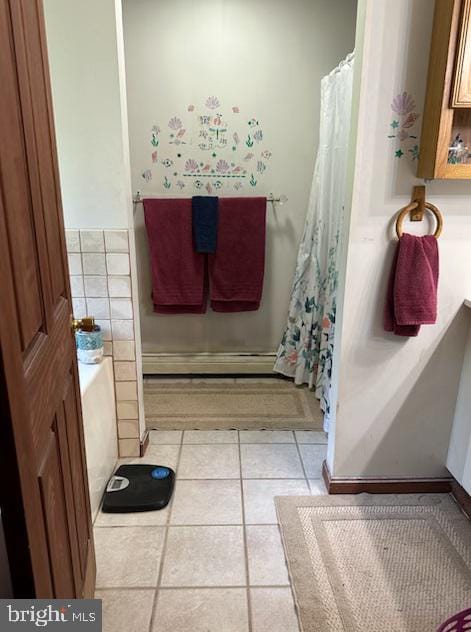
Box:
[209,197,266,312]
[384,233,439,337]
[144,198,206,314]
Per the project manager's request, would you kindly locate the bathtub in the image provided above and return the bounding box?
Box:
[78,357,118,520]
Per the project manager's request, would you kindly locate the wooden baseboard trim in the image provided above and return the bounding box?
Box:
[322,460,453,494]
[142,353,277,375]
[451,479,471,519]
[140,430,149,457]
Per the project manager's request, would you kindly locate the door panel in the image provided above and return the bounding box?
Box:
[56,396,83,594]
[38,431,76,598]
[0,0,95,598]
[0,1,44,348]
[62,376,90,576]
[9,0,68,305]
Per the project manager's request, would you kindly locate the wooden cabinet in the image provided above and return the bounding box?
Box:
[418,0,471,178]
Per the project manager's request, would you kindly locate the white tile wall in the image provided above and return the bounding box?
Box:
[86,298,110,319]
[66,230,80,253]
[72,297,86,318]
[108,276,132,298]
[117,401,139,420]
[67,228,141,458]
[106,253,130,275]
[84,276,108,297]
[116,381,138,401]
[114,361,137,381]
[111,319,134,341]
[82,253,106,275]
[110,298,133,319]
[80,230,105,253]
[104,230,129,252]
[68,253,83,275]
[113,341,136,361]
[95,319,112,341]
[70,275,85,297]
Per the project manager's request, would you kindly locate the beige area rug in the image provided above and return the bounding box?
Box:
[144,380,323,430]
[276,494,471,632]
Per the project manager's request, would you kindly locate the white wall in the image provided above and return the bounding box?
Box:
[44,0,147,446]
[44,0,131,229]
[332,0,471,479]
[122,0,357,355]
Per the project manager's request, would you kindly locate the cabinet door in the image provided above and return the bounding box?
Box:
[452,0,471,106]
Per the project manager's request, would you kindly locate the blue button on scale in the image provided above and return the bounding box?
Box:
[151,467,171,479]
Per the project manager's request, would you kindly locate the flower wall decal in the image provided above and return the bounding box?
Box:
[391,92,416,116]
[168,117,183,130]
[401,112,419,129]
[388,91,420,160]
[142,96,272,192]
[216,159,230,173]
[185,158,199,172]
[205,96,220,110]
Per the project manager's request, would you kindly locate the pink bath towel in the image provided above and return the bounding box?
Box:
[209,197,267,312]
[384,233,439,337]
[144,198,206,314]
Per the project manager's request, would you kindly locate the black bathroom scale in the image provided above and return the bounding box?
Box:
[102,464,175,513]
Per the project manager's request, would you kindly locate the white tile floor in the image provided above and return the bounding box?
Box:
[95,429,328,632]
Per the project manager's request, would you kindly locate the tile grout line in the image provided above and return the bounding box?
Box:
[146,431,184,632]
[294,432,311,492]
[149,438,326,447]
[95,583,292,591]
[95,522,284,529]
[290,432,311,631]
[238,430,253,632]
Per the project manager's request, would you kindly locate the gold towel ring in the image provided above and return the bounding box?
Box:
[395,201,443,239]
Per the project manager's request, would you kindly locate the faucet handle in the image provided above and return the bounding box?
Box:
[71,316,95,332]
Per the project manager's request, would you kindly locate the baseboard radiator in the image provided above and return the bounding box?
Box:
[142,353,277,375]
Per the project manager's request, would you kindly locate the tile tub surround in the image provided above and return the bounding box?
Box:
[67,229,141,457]
[94,429,328,632]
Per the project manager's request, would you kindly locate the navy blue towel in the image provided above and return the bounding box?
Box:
[192,196,219,253]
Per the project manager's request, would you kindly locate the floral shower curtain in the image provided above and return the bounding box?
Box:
[274,52,354,430]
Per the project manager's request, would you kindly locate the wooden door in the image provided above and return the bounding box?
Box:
[0,0,95,598]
